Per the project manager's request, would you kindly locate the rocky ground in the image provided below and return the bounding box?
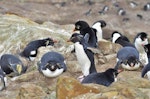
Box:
[0,0,150,99]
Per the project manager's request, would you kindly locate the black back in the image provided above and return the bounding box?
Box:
[82,68,118,86]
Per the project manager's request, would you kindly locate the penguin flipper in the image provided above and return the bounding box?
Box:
[84,33,90,44]
[114,60,122,70]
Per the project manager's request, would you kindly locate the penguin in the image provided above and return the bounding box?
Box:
[38,51,67,77]
[84,9,92,16]
[134,32,149,65]
[74,20,98,47]
[21,38,56,61]
[0,67,6,91]
[143,3,150,11]
[68,33,97,79]
[99,5,109,15]
[129,1,138,8]
[141,61,150,80]
[82,68,122,86]
[0,54,27,76]
[117,8,126,16]
[111,31,135,48]
[142,44,150,80]
[114,47,141,70]
[92,20,106,41]
[144,44,150,58]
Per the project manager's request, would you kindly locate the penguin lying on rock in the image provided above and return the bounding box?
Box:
[38,51,67,77]
[20,38,57,61]
[111,31,135,48]
[82,68,122,87]
[115,47,141,70]
[0,54,27,77]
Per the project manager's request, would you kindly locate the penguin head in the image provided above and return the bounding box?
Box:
[125,56,139,67]
[111,31,122,43]
[134,32,148,46]
[92,20,106,29]
[105,68,122,82]
[74,20,89,31]
[43,61,63,72]
[68,33,83,43]
[43,38,57,46]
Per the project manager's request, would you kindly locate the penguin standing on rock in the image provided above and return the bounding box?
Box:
[92,20,106,41]
[38,51,67,77]
[20,38,56,61]
[0,67,6,91]
[68,33,97,80]
[111,31,135,48]
[134,32,149,65]
[82,68,122,86]
[0,54,27,77]
[115,47,141,70]
[74,20,98,47]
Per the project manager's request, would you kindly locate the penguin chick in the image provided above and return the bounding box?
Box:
[74,20,98,47]
[115,47,141,70]
[21,38,56,61]
[92,20,106,41]
[38,51,67,77]
[82,68,122,86]
[111,31,135,48]
[0,68,6,91]
[68,33,97,78]
[0,54,27,76]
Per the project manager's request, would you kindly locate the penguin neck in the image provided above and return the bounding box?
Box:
[39,40,47,47]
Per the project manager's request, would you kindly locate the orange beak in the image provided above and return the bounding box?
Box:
[118,69,123,73]
[73,28,76,32]
[53,40,58,43]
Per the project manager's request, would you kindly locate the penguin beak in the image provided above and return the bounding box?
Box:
[130,63,134,67]
[117,69,123,74]
[73,28,76,31]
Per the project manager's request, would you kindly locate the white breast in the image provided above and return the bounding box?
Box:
[92,23,102,41]
[74,42,91,76]
[42,68,64,77]
[146,71,150,80]
[121,63,140,70]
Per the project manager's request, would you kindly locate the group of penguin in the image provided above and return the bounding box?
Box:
[0,19,150,91]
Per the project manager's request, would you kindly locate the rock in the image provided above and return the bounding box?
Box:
[56,76,100,99]
[98,39,121,55]
[16,83,47,99]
